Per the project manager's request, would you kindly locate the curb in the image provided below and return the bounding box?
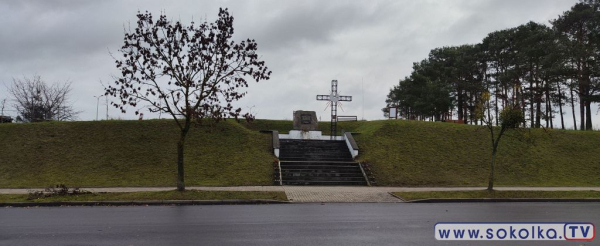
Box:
[407,198,600,203]
[388,192,406,202]
[0,199,290,207]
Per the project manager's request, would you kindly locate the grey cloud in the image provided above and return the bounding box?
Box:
[1,0,594,128]
[0,1,122,70]
[248,1,393,52]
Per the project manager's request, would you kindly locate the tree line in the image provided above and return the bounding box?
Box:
[385,0,600,130]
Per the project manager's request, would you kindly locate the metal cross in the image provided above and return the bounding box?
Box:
[316,80,352,139]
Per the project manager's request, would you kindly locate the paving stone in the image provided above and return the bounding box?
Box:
[282,186,401,203]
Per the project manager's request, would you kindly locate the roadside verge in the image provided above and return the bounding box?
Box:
[395,190,600,203]
[0,190,288,207]
[0,199,289,207]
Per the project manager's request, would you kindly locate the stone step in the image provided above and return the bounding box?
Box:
[281,172,364,178]
[280,169,363,174]
[282,180,367,186]
[280,148,350,153]
[280,149,350,153]
[280,149,351,153]
[280,139,346,144]
[277,139,366,186]
[281,152,348,156]
[282,176,366,181]
[281,156,350,160]
[280,149,349,154]
[281,175,365,181]
[280,165,361,170]
[280,141,347,146]
[280,161,357,165]
[279,157,354,162]
[280,144,348,150]
[280,163,358,168]
[279,143,348,147]
[280,150,350,154]
[279,141,347,145]
[280,145,350,149]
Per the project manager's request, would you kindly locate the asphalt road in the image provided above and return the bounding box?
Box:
[1,203,598,246]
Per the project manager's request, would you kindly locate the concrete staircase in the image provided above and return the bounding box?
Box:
[279,139,367,186]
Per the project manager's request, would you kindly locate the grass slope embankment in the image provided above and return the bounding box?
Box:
[244,119,600,187]
[2,118,598,188]
[355,120,600,187]
[0,120,274,188]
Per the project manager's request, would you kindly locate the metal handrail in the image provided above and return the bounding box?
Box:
[357,161,371,187]
[278,160,283,186]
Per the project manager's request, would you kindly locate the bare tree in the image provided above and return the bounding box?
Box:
[9,75,79,122]
[106,9,271,191]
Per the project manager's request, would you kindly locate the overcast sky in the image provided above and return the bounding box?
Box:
[2,0,596,129]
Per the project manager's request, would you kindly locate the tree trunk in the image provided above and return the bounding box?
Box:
[585,101,593,131]
[535,73,541,128]
[487,148,497,191]
[578,65,585,131]
[487,94,492,124]
[495,85,499,126]
[557,81,565,130]
[520,87,526,128]
[549,100,553,129]
[530,79,535,128]
[504,85,508,108]
[487,125,498,191]
[570,87,577,130]
[457,88,464,122]
[577,48,585,131]
[464,106,469,124]
[536,95,541,128]
[177,135,186,191]
[177,125,190,191]
[546,86,552,129]
[579,95,585,131]
[546,100,554,128]
[176,139,185,191]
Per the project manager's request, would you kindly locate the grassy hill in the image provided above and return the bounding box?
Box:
[1,119,599,188]
[246,119,600,187]
[0,120,274,188]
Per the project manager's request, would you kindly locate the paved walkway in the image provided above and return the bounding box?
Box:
[2,186,600,203]
[283,186,400,202]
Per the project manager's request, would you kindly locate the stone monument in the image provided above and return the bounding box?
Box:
[293,110,318,131]
[281,110,324,140]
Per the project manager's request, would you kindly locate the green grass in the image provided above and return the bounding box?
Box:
[0,190,287,203]
[242,119,600,187]
[354,120,600,187]
[2,118,599,188]
[394,190,600,201]
[0,119,275,188]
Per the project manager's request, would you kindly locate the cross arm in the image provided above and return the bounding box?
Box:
[316,95,331,101]
[338,96,352,101]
